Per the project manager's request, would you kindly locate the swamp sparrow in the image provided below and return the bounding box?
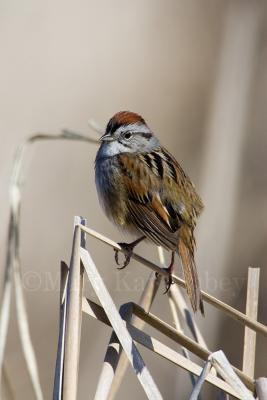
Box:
[95,111,204,314]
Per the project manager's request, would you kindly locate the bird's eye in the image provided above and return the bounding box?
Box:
[123,131,132,140]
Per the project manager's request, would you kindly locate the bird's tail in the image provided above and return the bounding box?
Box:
[178,238,204,315]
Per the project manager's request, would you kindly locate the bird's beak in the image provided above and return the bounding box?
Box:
[99,133,113,142]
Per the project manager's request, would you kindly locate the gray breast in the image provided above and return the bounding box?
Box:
[95,154,126,225]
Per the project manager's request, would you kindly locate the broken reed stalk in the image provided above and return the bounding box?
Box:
[0,130,99,398]
[161,246,207,394]
[80,240,254,398]
[168,292,199,389]
[95,271,162,400]
[131,303,254,391]
[53,261,69,400]
[82,297,249,399]
[242,267,260,378]
[79,224,267,339]
[105,248,164,400]
[2,150,44,400]
[62,217,86,400]
[168,284,231,398]
[189,358,212,400]
[169,285,208,350]
[80,247,163,399]
[189,351,254,400]
[60,221,261,399]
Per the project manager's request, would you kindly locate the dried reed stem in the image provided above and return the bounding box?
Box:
[168,293,199,389]
[0,129,99,398]
[53,261,69,400]
[169,285,208,349]
[80,247,163,400]
[79,224,267,338]
[106,253,163,400]
[62,217,86,400]
[243,267,260,378]
[189,351,254,400]
[94,272,161,400]
[160,247,204,392]
[82,298,250,399]
[132,303,254,391]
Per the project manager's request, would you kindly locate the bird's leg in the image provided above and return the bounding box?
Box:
[114,236,146,269]
[163,251,175,293]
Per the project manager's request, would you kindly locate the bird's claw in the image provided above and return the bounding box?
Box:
[114,242,133,270]
[163,274,174,294]
[154,269,174,293]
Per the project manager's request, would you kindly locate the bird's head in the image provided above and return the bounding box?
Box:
[98,111,159,156]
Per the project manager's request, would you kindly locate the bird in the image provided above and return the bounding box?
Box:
[95,111,204,314]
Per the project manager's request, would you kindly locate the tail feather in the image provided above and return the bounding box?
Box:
[178,239,204,315]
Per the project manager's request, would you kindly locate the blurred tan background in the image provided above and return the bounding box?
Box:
[1,0,267,399]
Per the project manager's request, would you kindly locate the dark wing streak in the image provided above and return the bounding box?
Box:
[127,200,178,251]
[119,152,180,250]
[161,147,204,217]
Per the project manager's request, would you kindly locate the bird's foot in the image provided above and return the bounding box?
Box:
[114,236,146,270]
[163,251,175,294]
[163,272,174,294]
[155,268,174,292]
[115,242,134,269]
